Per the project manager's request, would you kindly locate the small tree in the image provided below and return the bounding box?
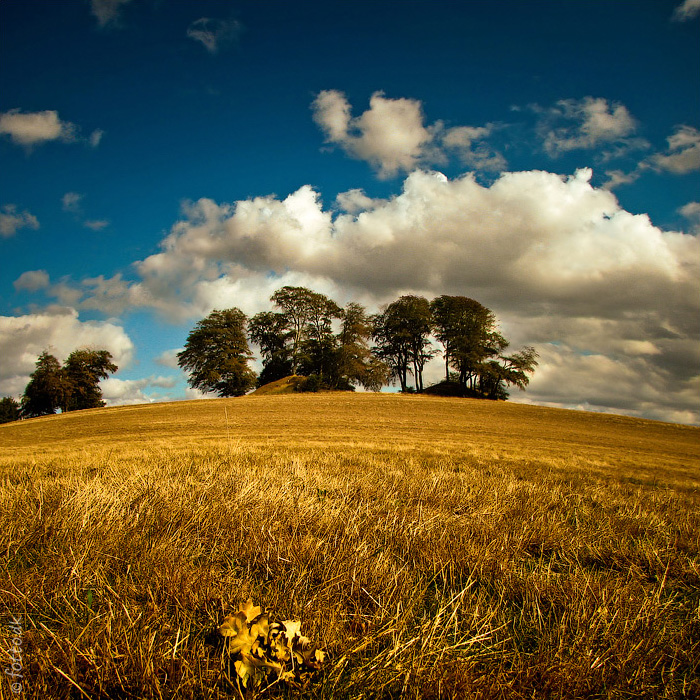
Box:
[64,349,118,411]
[178,308,257,397]
[0,397,21,424]
[21,351,70,418]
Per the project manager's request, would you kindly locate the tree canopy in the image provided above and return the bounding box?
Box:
[20,348,118,418]
[179,288,537,399]
[177,308,257,397]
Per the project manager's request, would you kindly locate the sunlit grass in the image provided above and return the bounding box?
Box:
[1,394,699,698]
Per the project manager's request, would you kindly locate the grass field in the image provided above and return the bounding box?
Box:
[1,394,699,699]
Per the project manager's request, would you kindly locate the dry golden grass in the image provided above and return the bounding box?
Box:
[1,394,699,699]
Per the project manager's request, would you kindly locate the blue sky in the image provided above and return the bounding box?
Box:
[1,0,699,423]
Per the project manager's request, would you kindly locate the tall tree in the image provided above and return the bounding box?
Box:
[336,302,389,391]
[0,397,21,424]
[63,349,117,411]
[21,351,70,418]
[372,295,434,391]
[431,295,501,390]
[248,311,293,386]
[178,308,257,397]
[271,286,341,377]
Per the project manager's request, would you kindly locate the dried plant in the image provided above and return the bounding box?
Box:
[218,599,325,692]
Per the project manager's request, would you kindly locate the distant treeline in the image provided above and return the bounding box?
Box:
[177,286,538,399]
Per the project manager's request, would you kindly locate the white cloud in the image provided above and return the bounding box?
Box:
[0,109,76,146]
[0,309,134,398]
[335,189,380,214]
[313,90,433,178]
[679,201,700,221]
[651,125,700,174]
[0,110,101,148]
[536,97,641,157]
[154,348,182,369]
[14,270,50,292]
[90,0,133,28]
[89,129,104,147]
[312,90,504,178]
[440,123,507,171]
[62,192,83,213]
[672,0,700,21]
[62,192,109,229]
[187,16,242,54]
[0,205,39,237]
[37,167,699,422]
[101,376,178,406]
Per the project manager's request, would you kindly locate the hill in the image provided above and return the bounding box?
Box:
[250,374,305,395]
[1,394,699,698]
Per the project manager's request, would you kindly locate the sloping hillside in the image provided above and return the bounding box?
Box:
[1,394,699,699]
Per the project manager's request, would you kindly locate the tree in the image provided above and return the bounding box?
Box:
[21,351,70,418]
[430,295,537,399]
[0,397,20,424]
[431,295,502,390]
[63,349,118,411]
[248,311,293,386]
[178,308,257,397]
[336,302,389,391]
[271,286,341,376]
[479,346,539,399]
[372,295,434,391]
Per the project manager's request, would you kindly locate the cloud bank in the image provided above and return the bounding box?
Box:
[29,166,698,423]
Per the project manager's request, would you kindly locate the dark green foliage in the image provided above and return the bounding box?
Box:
[248,311,293,386]
[21,351,71,417]
[177,308,257,397]
[20,349,118,417]
[0,396,21,423]
[270,286,342,375]
[337,302,389,391]
[64,349,118,411]
[430,295,538,399]
[189,289,537,401]
[372,295,434,391]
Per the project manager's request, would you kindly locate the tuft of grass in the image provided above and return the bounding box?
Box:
[1,394,699,698]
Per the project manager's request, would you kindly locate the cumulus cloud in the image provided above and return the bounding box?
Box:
[0,109,101,148]
[187,16,243,53]
[440,123,507,171]
[535,97,643,157]
[101,376,178,406]
[0,109,76,146]
[312,90,504,178]
[14,270,50,292]
[90,0,134,28]
[48,166,699,422]
[672,0,700,21]
[651,125,700,174]
[313,90,432,178]
[0,309,134,398]
[0,204,39,237]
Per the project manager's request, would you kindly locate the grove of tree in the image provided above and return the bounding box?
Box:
[18,349,118,419]
[178,286,537,399]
